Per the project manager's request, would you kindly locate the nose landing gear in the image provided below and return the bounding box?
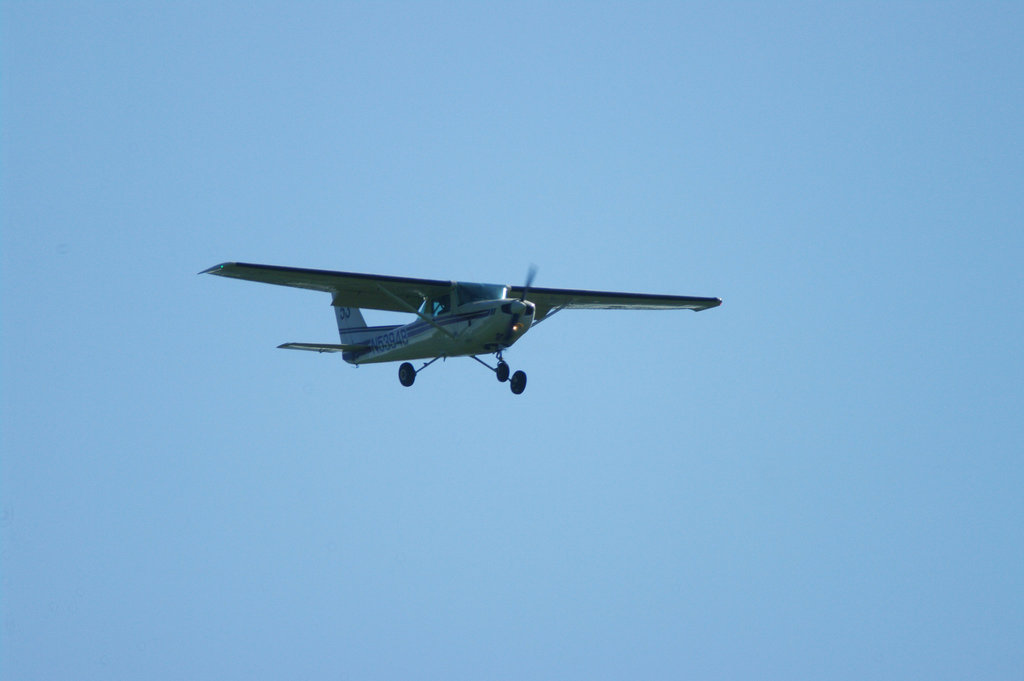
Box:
[471,354,528,395]
[509,370,527,395]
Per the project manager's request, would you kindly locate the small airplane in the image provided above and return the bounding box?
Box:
[201,262,721,394]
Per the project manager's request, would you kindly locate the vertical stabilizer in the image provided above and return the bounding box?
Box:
[335,307,368,340]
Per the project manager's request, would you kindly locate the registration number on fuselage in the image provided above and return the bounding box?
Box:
[369,327,410,352]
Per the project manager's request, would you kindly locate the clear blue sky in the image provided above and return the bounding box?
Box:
[2,2,1022,679]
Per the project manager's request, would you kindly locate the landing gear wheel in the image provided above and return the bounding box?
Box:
[496,361,510,383]
[510,370,527,395]
[398,362,416,387]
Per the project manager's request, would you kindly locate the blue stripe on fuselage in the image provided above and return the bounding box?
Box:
[339,324,400,336]
[404,309,494,337]
[343,309,496,362]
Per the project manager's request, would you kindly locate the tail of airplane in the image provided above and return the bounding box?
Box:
[335,306,369,341]
[277,307,375,357]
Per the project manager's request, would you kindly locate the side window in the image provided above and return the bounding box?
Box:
[432,294,451,317]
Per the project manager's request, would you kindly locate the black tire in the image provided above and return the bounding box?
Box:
[510,370,527,395]
[496,361,510,383]
[398,362,416,387]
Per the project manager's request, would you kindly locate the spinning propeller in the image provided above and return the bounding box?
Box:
[520,264,537,302]
[503,265,538,345]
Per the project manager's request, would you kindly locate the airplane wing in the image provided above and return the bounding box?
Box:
[200,262,452,312]
[507,285,722,321]
[202,262,721,321]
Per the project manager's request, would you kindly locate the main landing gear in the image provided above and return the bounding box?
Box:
[397,356,442,388]
[399,355,527,394]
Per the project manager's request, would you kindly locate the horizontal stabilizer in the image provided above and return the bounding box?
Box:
[277,342,367,353]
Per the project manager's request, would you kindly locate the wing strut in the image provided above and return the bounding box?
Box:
[374,285,459,340]
[530,304,566,327]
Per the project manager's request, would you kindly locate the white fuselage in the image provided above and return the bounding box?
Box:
[341,299,534,365]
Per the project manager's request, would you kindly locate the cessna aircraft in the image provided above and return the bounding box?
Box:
[201,262,721,394]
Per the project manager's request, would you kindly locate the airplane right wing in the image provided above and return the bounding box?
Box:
[201,262,452,311]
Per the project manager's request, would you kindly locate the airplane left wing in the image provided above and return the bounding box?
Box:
[507,285,722,321]
[200,262,452,312]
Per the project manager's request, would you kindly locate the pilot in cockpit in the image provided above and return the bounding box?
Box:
[425,294,450,317]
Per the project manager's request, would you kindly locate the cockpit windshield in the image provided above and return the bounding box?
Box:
[456,282,507,304]
[418,283,507,317]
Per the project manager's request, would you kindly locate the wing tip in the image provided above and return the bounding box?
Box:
[199,262,234,275]
[694,298,722,311]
